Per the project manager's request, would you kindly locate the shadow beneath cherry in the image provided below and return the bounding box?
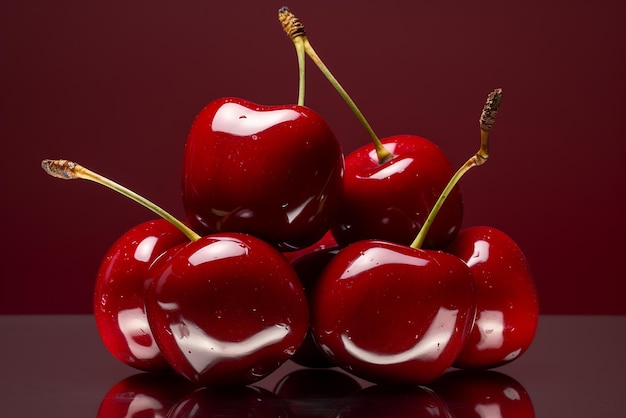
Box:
[97,366,534,418]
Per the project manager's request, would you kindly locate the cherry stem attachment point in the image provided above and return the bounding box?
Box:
[278,7,393,164]
[410,88,503,249]
[41,159,201,242]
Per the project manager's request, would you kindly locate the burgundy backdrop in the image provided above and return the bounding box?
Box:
[1,1,624,314]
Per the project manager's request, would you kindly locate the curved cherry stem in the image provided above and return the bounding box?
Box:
[41,159,201,242]
[278,7,393,164]
[410,88,503,249]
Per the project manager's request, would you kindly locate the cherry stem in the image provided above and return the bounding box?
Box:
[410,88,503,249]
[278,7,393,164]
[41,159,201,242]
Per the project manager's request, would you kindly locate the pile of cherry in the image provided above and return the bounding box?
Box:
[43,7,538,388]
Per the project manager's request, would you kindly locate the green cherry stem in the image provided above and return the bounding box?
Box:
[41,159,201,242]
[278,7,393,164]
[410,88,503,249]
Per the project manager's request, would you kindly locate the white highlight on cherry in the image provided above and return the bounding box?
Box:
[340,307,458,365]
[212,102,299,136]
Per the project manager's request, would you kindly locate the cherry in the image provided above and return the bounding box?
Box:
[42,160,310,386]
[445,226,539,369]
[181,96,344,251]
[94,219,188,371]
[144,232,310,386]
[310,239,475,385]
[279,8,463,249]
[333,136,462,248]
[430,369,535,417]
[41,159,201,372]
[97,372,197,418]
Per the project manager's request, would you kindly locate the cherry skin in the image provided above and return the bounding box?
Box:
[445,226,539,369]
[430,369,536,417]
[311,240,476,385]
[182,97,344,251]
[93,219,189,371]
[144,232,310,386]
[331,135,463,250]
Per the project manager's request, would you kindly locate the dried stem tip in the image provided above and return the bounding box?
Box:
[41,159,82,180]
[278,6,306,39]
[479,88,503,132]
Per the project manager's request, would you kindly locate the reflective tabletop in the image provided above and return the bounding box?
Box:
[1,315,624,417]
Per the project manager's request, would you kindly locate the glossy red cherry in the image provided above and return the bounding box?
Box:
[97,372,197,418]
[311,240,475,385]
[445,226,539,369]
[144,232,310,386]
[181,97,344,251]
[93,219,189,371]
[430,369,535,417]
[332,135,463,249]
[278,9,463,250]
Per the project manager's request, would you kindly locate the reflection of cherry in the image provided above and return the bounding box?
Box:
[168,385,295,418]
[330,384,453,418]
[96,372,197,418]
[274,369,362,418]
[430,369,535,417]
[94,219,188,371]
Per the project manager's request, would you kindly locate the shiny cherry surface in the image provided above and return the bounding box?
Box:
[182,97,344,251]
[144,232,310,386]
[445,226,539,369]
[331,135,463,249]
[311,240,475,384]
[93,219,189,371]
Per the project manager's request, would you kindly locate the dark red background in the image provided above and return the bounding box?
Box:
[1,1,624,314]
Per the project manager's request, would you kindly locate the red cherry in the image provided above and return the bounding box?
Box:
[93,219,188,371]
[445,226,539,369]
[311,240,475,385]
[144,232,310,386]
[182,97,344,251]
[332,135,463,249]
[430,369,536,417]
[96,372,197,418]
[278,10,462,249]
